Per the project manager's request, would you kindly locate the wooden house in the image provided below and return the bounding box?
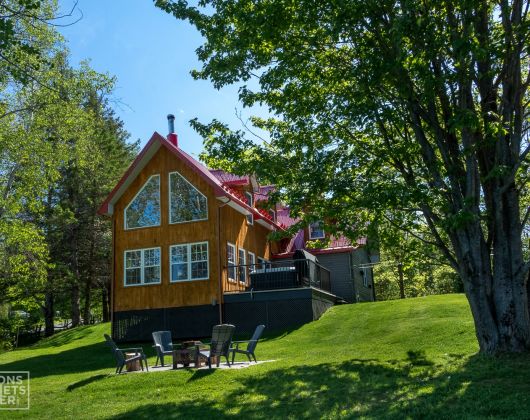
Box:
[99,117,375,341]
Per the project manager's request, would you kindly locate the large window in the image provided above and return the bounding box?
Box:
[125,175,160,230]
[170,242,209,282]
[238,248,247,284]
[227,243,236,281]
[124,248,161,286]
[169,171,208,224]
[309,222,325,239]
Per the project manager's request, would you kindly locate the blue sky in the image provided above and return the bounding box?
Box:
[57,0,262,158]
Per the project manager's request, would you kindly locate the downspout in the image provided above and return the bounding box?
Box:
[217,196,232,324]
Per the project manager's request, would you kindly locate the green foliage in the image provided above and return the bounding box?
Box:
[157,0,530,352]
[0,0,136,340]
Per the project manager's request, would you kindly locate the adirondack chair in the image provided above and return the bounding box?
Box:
[104,334,149,374]
[230,324,265,363]
[196,324,236,368]
[152,331,174,367]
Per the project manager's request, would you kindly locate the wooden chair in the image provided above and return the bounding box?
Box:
[230,324,265,363]
[152,331,174,367]
[196,324,236,368]
[104,334,148,374]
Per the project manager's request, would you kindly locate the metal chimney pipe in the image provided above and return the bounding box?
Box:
[167,114,178,147]
[167,114,175,133]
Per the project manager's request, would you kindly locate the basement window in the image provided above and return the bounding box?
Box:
[124,175,161,230]
[170,242,209,282]
[124,247,161,286]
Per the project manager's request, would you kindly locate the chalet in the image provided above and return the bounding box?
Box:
[99,116,376,341]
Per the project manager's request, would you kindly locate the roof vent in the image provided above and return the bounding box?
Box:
[167,114,178,146]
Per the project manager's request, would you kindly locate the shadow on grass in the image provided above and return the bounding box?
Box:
[66,374,109,392]
[1,340,157,379]
[109,353,530,419]
[31,325,102,349]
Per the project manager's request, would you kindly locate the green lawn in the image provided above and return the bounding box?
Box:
[1,294,529,419]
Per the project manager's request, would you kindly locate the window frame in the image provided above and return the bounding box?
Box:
[248,251,256,271]
[168,170,209,225]
[124,174,161,231]
[169,241,209,283]
[227,242,237,283]
[123,247,161,287]
[309,222,325,239]
[238,247,247,284]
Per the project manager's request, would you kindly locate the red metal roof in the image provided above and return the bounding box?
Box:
[209,170,249,186]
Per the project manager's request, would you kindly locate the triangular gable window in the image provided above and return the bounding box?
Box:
[169,171,208,224]
[124,175,161,229]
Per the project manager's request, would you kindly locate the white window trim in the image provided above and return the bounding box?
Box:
[270,210,276,222]
[227,242,237,283]
[309,222,325,239]
[168,171,209,225]
[124,175,161,230]
[248,251,256,276]
[123,247,161,287]
[169,241,209,283]
[238,247,247,284]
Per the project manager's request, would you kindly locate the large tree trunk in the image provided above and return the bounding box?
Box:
[43,292,54,337]
[454,192,530,354]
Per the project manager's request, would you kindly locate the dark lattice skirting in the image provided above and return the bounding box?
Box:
[113,305,219,342]
[223,287,336,335]
[112,288,336,342]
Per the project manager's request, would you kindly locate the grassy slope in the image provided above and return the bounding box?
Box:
[0,294,529,419]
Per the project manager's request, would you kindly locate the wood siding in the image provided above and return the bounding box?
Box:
[113,147,219,312]
[219,204,277,292]
[112,145,279,312]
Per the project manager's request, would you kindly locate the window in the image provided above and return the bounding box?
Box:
[361,269,368,287]
[169,171,208,224]
[245,192,254,225]
[258,257,269,269]
[309,222,325,239]
[269,210,276,222]
[248,252,256,272]
[238,248,247,283]
[125,175,160,230]
[227,242,236,282]
[170,242,209,282]
[124,248,161,286]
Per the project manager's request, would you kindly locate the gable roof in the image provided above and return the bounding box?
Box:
[98,132,284,231]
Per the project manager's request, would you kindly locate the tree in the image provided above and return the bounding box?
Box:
[156,0,530,354]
